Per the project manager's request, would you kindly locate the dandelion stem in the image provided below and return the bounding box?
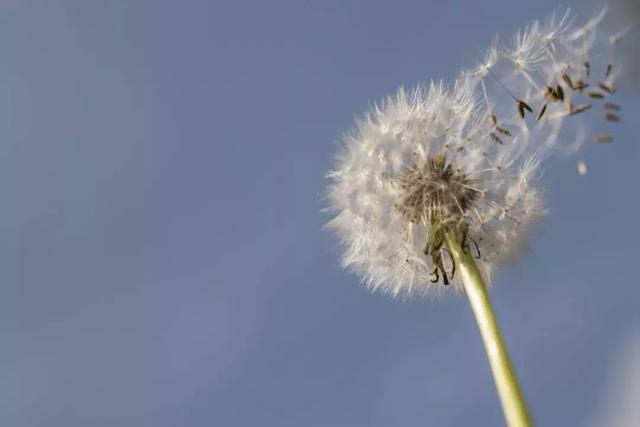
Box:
[445,230,532,427]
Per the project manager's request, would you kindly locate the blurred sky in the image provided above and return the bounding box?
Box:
[2,1,639,426]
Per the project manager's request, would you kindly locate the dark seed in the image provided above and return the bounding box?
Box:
[556,84,565,101]
[570,103,592,115]
[588,92,605,99]
[537,104,547,120]
[489,132,503,144]
[605,113,621,122]
[574,81,588,92]
[562,74,574,89]
[495,126,512,136]
[604,102,621,111]
[545,87,558,102]
[597,83,615,94]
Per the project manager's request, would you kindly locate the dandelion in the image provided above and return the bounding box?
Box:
[327,81,543,296]
[326,8,627,427]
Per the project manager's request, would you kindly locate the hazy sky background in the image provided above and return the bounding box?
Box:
[2,1,639,426]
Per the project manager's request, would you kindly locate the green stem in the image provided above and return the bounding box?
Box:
[445,230,532,427]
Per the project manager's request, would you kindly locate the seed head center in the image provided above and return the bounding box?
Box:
[396,155,479,225]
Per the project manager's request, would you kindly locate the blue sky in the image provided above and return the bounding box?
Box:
[2,1,639,426]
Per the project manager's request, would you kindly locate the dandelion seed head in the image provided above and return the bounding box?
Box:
[327,8,627,297]
[327,86,542,296]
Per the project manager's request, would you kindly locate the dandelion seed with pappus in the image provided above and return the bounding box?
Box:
[325,8,627,427]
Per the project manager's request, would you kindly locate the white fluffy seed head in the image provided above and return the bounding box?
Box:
[326,9,627,297]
